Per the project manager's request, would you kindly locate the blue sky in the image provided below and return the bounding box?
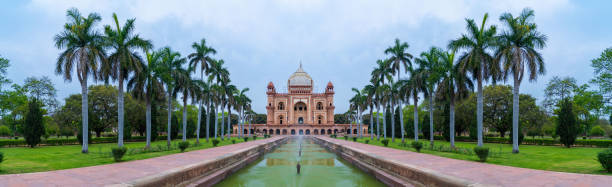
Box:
[1,0,611,113]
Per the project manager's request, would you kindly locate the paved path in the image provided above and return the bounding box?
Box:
[320,136,612,187]
[0,136,284,187]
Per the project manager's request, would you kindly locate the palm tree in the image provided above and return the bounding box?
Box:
[379,84,391,139]
[200,79,212,142]
[404,66,426,141]
[437,50,474,148]
[234,88,250,137]
[225,84,237,139]
[495,8,547,153]
[210,83,223,139]
[385,38,413,142]
[363,84,376,140]
[372,59,392,139]
[415,47,445,146]
[448,13,499,147]
[102,13,152,147]
[394,79,410,142]
[54,8,106,153]
[208,59,229,139]
[173,66,201,142]
[350,88,366,137]
[389,81,404,142]
[188,38,216,143]
[127,50,164,148]
[157,47,185,147]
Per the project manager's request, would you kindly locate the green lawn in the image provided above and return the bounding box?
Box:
[338,137,610,175]
[0,137,251,174]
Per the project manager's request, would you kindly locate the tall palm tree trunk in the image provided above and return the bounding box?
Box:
[512,73,520,153]
[182,96,188,141]
[118,75,125,147]
[376,105,380,140]
[383,103,387,139]
[80,79,89,153]
[359,107,363,138]
[400,101,405,143]
[167,89,172,147]
[227,105,231,139]
[429,93,434,147]
[413,95,419,141]
[369,105,374,140]
[206,98,211,142]
[450,97,456,148]
[196,101,202,144]
[248,116,252,137]
[477,62,484,147]
[238,109,242,138]
[145,96,151,148]
[214,103,219,139]
[391,101,395,142]
[220,102,225,140]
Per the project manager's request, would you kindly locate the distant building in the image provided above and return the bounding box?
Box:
[233,63,368,136]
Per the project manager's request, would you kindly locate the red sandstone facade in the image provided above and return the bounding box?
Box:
[233,64,367,136]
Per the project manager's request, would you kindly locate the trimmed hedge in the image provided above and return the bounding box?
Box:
[426,135,612,148]
[0,135,169,147]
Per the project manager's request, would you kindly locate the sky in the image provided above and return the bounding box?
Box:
[0,0,611,114]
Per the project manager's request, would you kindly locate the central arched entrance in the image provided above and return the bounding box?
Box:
[299,129,304,135]
[298,117,304,124]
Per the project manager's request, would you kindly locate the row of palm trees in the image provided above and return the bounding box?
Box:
[54,8,253,153]
[349,8,546,153]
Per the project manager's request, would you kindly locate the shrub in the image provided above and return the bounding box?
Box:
[231,139,236,144]
[0,125,11,137]
[212,139,220,147]
[352,137,357,142]
[343,135,348,140]
[0,151,3,164]
[473,147,490,162]
[178,141,190,152]
[591,126,605,137]
[243,137,249,142]
[253,135,257,140]
[411,141,423,152]
[111,147,128,162]
[365,139,369,144]
[381,139,389,147]
[24,99,44,148]
[598,148,612,172]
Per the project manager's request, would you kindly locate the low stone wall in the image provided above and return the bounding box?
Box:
[312,137,478,187]
[118,137,289,187]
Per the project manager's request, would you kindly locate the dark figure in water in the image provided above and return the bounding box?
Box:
[297,163,301,174]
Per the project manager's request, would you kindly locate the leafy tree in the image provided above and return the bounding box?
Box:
[385,38,413,142]
[0,55,11,89]
[125,93,145,136]
[88,85,118,137]
[24,99,44,148]
[590,47,612,114]
[482,85,513,137]
[23,76,58,111]
[543,76,577,113]
[54,8,106,153]
[556,98,579,148]
[0,84,29,136]
[170,113,179,140]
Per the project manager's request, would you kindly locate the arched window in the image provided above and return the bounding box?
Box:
[317,102,323,110]
[279,115,283,125]
[277,102,284,110]
[318,115,322,124]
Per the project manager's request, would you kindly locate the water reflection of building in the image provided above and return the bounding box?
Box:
[232,63,368,136]
[266,158,335,167]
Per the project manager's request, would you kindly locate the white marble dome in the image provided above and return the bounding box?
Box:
[288,63,312,86]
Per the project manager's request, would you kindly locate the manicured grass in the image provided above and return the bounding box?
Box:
[0,137,250,174]
[339,137,610,175]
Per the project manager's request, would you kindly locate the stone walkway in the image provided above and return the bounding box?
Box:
[320,136,612,187]
[0,136,284,187]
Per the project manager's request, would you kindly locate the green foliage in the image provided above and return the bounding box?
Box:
[88,85,118,137]
[509,126,525,145]
[590,126,605,136]
[381,139,389,147]
[243,137,248,142]
[0,151,3,164]
[597,148,612,172]
[411,141,423,152]
[352,137,357,142]
[252,135,257,140]
[178,141,189,152]
[343,135,348,140]
[212,139,220,147]
[231,139,236,144]
[24,99,45,148]
[473,147,490,162]
[170,114,179,140]
[111,146,128,162]
[77,129,92,145]
[365,139,369,144]
[0,125,11,136]
[556,98,579,148]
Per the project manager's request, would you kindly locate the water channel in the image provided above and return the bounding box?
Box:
[215,136,386,187]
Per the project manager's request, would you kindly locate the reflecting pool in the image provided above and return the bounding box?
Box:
[215,137,386,187]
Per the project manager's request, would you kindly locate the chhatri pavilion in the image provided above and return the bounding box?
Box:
[233,63,368,136]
